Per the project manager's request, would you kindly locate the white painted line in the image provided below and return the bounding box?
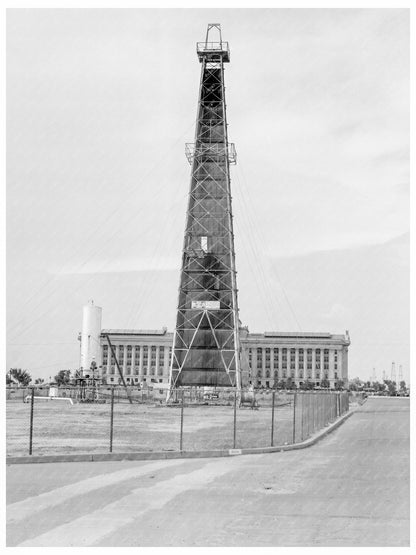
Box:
[7,458,189,524]
[17,456,249,547]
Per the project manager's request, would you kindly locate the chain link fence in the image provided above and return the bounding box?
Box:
[6,386,351,457]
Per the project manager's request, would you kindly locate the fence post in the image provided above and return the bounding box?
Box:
[109,386,114,453]
[233,391,237,449]
[292,391,297,444]
[29,387,34,455]
[271,391,275,447]
[180,390,184,451]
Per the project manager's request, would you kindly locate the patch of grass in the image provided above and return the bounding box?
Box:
[6,399,295,456]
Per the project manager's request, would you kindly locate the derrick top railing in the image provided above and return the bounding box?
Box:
[197,41,230,63]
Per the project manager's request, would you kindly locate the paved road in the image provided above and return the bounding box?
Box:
[6,397,409,547]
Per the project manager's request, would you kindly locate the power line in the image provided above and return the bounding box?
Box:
[7,118,199,339]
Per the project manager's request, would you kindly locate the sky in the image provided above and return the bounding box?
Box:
[6,8,410,383]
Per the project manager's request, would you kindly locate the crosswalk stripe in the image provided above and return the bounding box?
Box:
[7,458,193,523]
[17,456,246,546]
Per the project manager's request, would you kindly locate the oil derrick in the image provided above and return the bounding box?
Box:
[391,362,396,383]
[169,24,241,391]
[398,364,403,385]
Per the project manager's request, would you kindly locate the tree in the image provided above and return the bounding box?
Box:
[285,377,296,390]
[321,378,330,389]
[334,379,344,391]
[349,377,364,391]
[384,379,397,396]
[373,381,386,394]
[299,379,314,391]
[399,380,406,392]
[35,378,45,384]
[6,368,32,386]
[54,370,71,386]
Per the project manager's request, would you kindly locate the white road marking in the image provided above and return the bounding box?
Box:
[17,456,249,546]
[7,458,193,524]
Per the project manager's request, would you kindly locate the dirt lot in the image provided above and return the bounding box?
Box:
[6,398,295,457]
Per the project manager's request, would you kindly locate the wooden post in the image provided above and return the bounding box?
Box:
[271,391,275,447]
[233,391,237,449]
[292,392,297,444]
[180,390,184,451]
[29,387,34,455]
[109,386,114,453]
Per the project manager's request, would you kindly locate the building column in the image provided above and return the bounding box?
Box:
[329,349,335,382]
[155,347,160,378]
[312,349,316,380]
[295,348,299,384]
[139,346,144,378]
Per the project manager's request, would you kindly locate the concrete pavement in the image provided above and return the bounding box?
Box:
[6,397,409,546]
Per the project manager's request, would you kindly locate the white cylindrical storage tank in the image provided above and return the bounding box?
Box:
[80,300,102,374]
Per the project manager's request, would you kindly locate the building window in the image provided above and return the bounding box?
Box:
[265,348,270,368]
[273,348,279,369]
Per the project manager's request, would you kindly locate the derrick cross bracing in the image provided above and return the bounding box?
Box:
[169,24,242,391]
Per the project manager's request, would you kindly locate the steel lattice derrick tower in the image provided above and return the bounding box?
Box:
[169,24,241,390]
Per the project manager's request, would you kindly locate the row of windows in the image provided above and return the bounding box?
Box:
[103,366,165,376]
[103,345,169,364]
[254,369,332,378]
[255,361,336,369]
[250,348,336,356]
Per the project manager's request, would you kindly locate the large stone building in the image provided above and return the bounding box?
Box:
[99,327,350,389]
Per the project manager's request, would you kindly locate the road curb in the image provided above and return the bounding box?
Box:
[6,408,355,465]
